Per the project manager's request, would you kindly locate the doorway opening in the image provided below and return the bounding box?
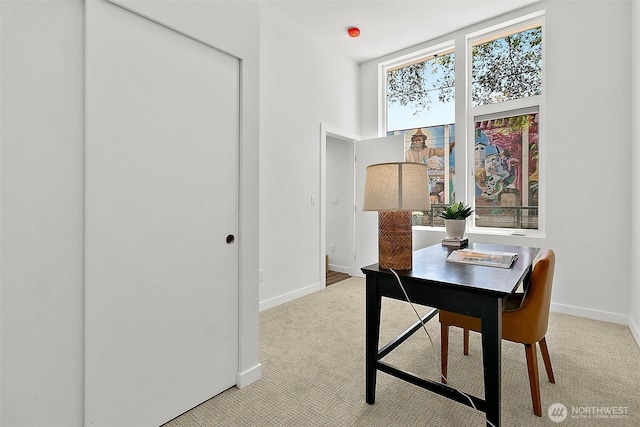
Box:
[320,124,359,287]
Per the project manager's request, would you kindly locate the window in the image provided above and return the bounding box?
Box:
[382,15,543,234]
[386,50,455,130]
[471,25,542,106]
[469,22,542,232]
[385,49,456,226]
[473,109,539,230]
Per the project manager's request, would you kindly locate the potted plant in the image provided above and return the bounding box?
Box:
[438,202,474,239]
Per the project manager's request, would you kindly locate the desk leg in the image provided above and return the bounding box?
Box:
[365,275,381,404]
[481,297,503,427]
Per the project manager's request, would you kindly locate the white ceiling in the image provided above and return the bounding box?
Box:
[265,0,541,63]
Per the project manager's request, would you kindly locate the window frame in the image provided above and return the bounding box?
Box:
[465,14,545,237]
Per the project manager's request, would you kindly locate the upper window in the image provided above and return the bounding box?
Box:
[386,50,455,131]
[471,24,542,106]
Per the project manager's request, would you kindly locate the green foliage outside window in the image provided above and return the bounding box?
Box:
[386,26,541,115]
[472,27,542,106]
[386,52,455,115]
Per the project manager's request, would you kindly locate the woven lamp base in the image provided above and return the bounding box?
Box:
[378,210,413,270]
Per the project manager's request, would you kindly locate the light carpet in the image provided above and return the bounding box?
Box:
[164,277,640,426]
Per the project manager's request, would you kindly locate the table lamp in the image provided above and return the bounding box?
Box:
[363,162,430,270]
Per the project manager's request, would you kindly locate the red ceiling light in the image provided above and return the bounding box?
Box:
[347,27,361,38]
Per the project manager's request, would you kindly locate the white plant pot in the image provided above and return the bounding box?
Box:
[444,219,466,239]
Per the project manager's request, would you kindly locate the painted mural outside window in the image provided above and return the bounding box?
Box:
[408,126,456,226]
[387,126,455,226]
[474,113,539,229]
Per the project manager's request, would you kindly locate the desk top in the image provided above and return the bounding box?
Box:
[361,242,540,297]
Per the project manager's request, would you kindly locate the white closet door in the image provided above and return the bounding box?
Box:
[85,1,239,426]
[354,135,405,275]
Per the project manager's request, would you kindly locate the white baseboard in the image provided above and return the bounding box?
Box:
[259,281,323,312]
[551,302,629,325]
[629,316,640,348]
[328,264,349,274]
[258,287,640,349]
[236,363,262,389]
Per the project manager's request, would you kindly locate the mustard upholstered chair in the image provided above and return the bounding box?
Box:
[439,249,556,417]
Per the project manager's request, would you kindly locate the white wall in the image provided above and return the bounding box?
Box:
[631,0,640,344]
[361,1,634,326]
[0,2,85,425]
[326,136,354,274]
[0,1,261,425]
[258,3,359,309]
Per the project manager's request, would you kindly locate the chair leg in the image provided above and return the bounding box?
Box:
[524,343,542,417]
[440,323,449,384]
[538,336,556,383]
[463,328,469,355]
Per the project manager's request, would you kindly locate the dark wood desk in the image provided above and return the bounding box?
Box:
[362,243,540,427]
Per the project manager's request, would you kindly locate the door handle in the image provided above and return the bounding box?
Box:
[226,234,235,244]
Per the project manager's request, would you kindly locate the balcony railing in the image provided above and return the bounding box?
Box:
[413,204,539,230]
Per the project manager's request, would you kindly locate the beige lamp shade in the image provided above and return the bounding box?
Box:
[362,162,430,270]
[363,162,431,212]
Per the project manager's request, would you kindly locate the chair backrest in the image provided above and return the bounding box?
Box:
[512,249,556,342]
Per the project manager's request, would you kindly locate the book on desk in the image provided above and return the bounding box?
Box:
[441,237,468,248]
[446,248,518,269]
